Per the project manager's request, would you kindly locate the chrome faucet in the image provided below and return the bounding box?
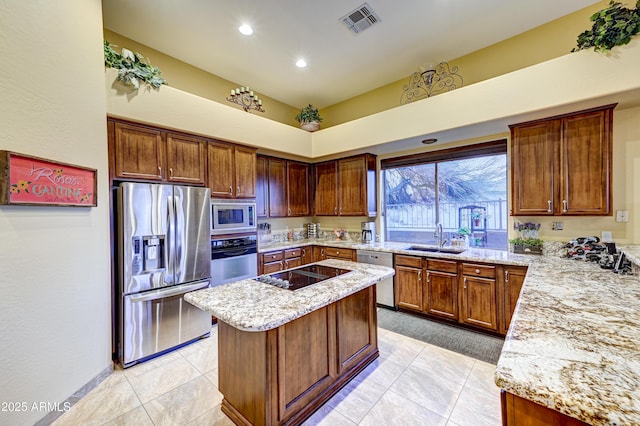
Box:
[435,223,447,247]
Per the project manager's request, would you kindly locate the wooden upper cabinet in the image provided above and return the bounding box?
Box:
[561,109,612,215]
[166,133,206,185]
[267,157,287,217]
[314,154,377,217]
[510,121,558,215]
[338,157,368,216]
[234,146,256,198]
[112,121,165,181]
[208,141,256,198]
[314,161,339,216]
[287,161,310,216]
[510,104,614,216]
[207,141,234,197]
[256,156,268,218]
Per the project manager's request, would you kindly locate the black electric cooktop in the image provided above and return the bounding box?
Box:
[255,264,351,290]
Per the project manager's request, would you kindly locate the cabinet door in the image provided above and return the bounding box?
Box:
[461,275,498,331]
[314,161,338,216]
[207,141,235,198]
[312,246,326,262]
[113,122,165,181]
[425,270,458,320]
[510,121,558,215]
[256,156,268,218]
[560,109,612,215]
[166,133,206,185]
[502,266,527,334]
[336,287,377,374]
[338,157,367,216]
[395,265,423,312]
[267,158,287,217]
[287,161,310,216]
[234,146,256,198]
[284,257,302,270]
[301,246,313,265]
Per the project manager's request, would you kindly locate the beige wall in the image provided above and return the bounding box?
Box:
[0,1,111,424]
[104,30,300,126]
[322,0,610,127]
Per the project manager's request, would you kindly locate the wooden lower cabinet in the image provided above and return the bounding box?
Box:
[218,286,378,426]
[395,264,423,312]
[260,247,315,274]
[395,255,521,334]
[323,247,355,261]
[501,391,589,426]
[501,266,527,334]
[460,263,498,332]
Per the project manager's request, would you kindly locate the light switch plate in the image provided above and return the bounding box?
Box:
[616,210,629,222]
[602,231,613,242]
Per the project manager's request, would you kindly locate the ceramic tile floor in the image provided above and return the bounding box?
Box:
[52,324,502,426]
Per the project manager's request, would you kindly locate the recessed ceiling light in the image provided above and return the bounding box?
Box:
[296,59,307,68]
[238,24,253,35]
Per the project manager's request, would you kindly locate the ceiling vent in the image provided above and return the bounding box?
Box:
[341,3,381,34]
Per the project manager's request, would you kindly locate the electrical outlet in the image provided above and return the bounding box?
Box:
[602,231,613,242]
[616,210,629,222]
[551,222,564,231]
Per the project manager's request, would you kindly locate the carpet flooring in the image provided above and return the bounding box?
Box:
[377,308,505,364]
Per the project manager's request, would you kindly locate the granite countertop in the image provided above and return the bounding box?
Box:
[185,259,394,332]
[258,238,532,266]
[494,253,640,425]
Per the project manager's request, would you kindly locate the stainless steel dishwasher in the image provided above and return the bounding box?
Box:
[356,250,395,309]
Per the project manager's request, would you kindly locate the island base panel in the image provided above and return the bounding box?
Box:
[501,391,590,426]
[218,286,378,426]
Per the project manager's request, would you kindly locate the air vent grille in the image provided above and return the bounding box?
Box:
[341,3,381,34]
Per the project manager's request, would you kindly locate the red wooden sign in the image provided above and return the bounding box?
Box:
[0,151,97,207]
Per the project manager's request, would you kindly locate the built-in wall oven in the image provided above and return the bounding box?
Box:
[211,199,257,236]
[211,235,258,286]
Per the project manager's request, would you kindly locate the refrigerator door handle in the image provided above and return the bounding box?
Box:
[129,281,210,303]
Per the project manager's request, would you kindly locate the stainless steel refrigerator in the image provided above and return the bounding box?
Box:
[117,182,212,367]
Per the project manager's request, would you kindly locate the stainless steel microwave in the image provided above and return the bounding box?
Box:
[211,199,257,235]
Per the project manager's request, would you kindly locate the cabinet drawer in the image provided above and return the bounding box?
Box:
[395,255,422,268]
[462,263,496,279]
[263,261,284,274]
[285,248,302,259]
[263,250,284,262]
[427,259,457,274]
[324,247,353,259]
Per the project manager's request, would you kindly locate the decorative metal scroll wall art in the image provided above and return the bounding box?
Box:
[400,62,463,105]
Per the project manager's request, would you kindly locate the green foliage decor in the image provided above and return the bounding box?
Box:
[573,0,640,52]
[509,237,543,247]
[295,104,323,124]
[104,40,167,90]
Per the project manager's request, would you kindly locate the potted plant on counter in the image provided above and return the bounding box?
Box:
[510,221,543,254]
[295,104,323,132]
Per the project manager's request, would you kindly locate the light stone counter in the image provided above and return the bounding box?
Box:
[185,259,394,332]
[258,238,532,266]
[494,254,640,425]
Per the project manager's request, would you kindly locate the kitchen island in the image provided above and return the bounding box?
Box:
[185,259,395,426]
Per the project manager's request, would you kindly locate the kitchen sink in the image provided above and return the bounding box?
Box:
[405,245,466,254]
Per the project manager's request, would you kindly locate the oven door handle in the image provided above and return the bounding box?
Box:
[128,281,210,303]
[213,248,256,257]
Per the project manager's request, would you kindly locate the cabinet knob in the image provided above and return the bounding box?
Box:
[336,251,340,255]
[475,269,480,274]
[562,199,568,212]
[272,255,276,259]
[547,200,552,213]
